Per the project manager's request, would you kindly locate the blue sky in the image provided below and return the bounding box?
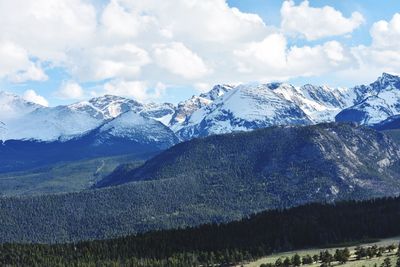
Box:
[1,0,400,106]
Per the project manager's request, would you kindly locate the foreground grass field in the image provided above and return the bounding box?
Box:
[246,237,400,267]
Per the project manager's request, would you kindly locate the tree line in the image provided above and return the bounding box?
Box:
[1,196,400,266]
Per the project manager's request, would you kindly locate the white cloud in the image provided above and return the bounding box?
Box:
[0,0,379,101]
[23,89,49,107]
[194,83,212,93]
[103,80,165,102]
[281,0,364,40]
[57,81,84,99]
[349,13,400,78]
[9,63,48,83]
[153,42,210,79]
[117,0,268,43]
[0,0,97,62]
[234,34,353,80]
[370,13,400,49]
[234,34,287,73]
[70,44,151,81]
[0,41,47,82]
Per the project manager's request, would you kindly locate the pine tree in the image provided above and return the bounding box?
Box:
[381,257,392,267]
[292,254,301,266]
[283,257,291,267]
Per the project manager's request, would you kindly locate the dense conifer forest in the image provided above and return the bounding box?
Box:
[1,197,400,266]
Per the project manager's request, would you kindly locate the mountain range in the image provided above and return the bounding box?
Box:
[2,73,400,144]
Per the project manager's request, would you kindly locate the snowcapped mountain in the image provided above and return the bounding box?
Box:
[96,111,178,148]
[4,106,102,141]
[169,84,234,130]
[336,73,400,125]
[0,93,178,142]
[139,102,176,126]
[176,83,313,139]
[68,95,143,120]
[0,91,42,121]
[0,112,178,173]
[271,83,354,123]
[2,73,400,143]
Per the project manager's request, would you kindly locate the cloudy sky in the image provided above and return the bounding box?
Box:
[0,0,400,106]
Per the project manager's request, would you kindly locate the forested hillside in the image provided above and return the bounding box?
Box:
[1,197,400,266]
[1,123,400,243]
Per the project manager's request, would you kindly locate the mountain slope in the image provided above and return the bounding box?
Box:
[372,115,400,131]
[169,84,234,130]
[0,112,178,173]
[176,84,313,139]
[3,105,103,141]
[0,91,42,122]
[0,123,391,243]
[274,84,355,123]
[336,73,400,125]
[68,95,144,120]
[98,123,400,198]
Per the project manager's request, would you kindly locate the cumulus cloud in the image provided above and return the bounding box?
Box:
[370,13,400,49]
[0,0,383,101]
[103,80,165,102]
[153,42,210,79]
[0,0,96,62]
[234,34,353,80]
[281,0,364,40]
[117,0,268,43]
[57,81,84,99]
[0,42,47,82]
[23,89,49,106]
[350,13,400,77]
[70,44,151,81]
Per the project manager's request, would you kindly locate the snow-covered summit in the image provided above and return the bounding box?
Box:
[68,95,143,120]
[98,111,179,147]
[169,84,234,130]
[176,83,312,139]
[3,73,400,142]
[0,91,43,121]
[336,73,400,125]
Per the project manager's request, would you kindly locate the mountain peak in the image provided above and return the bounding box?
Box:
[266,82,283,90]
[374,72,400,89]
[381,72,399,79]
[199,84,234,101]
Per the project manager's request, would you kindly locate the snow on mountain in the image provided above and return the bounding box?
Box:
[68,95,143,120]
[0,91,42,122]
[272,83,356,123]
[336,73,400,125]
[3,106,103,141]
[199,84,235,101]
[176,83,312,139]
[169,84,234,130]
[97,111,179,147]
[2,73,400,143]
[139,103,176,126]
[70,95,176,126]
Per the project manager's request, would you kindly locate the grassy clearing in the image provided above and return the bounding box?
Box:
[246,237,400,267]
